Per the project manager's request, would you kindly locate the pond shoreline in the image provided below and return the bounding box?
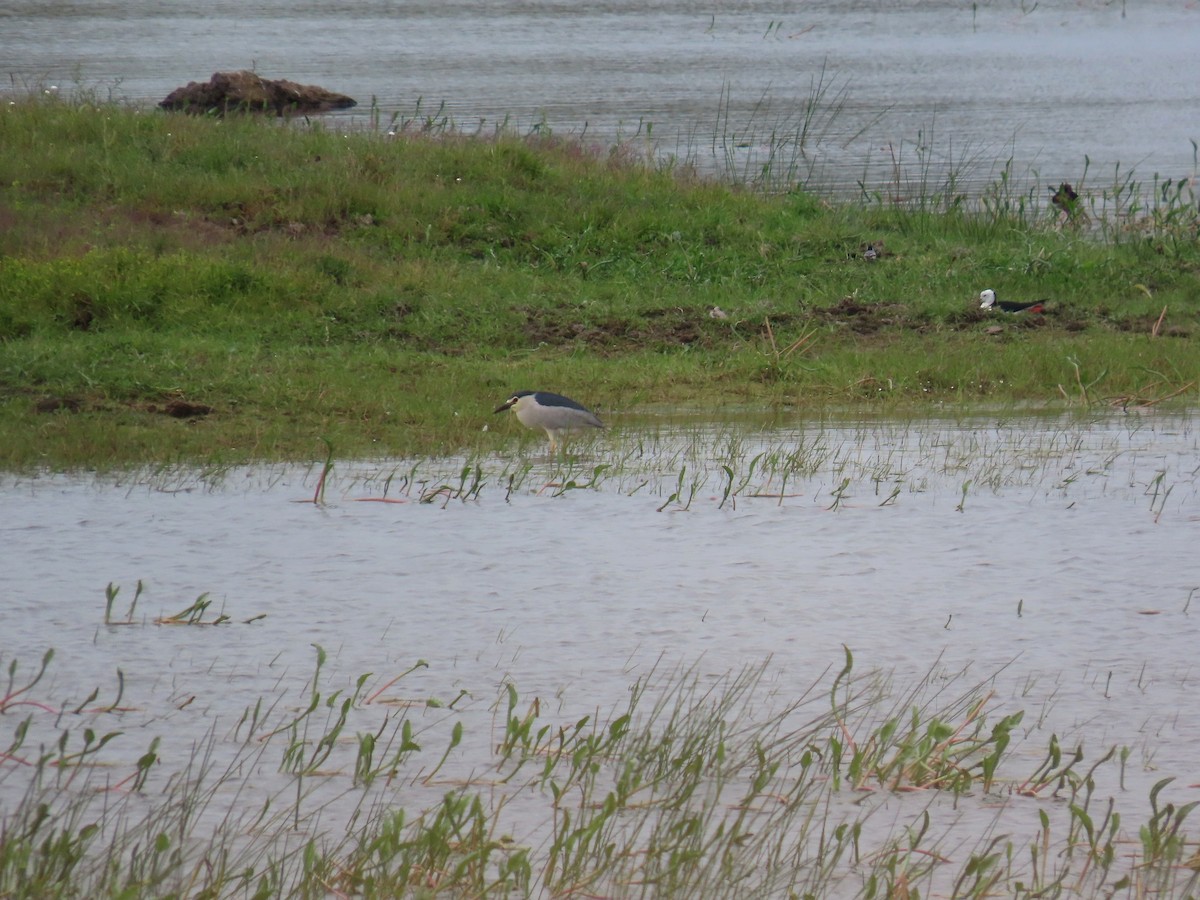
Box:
[1,98,1197,471]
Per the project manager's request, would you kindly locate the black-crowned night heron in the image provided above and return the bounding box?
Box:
[979,289,1046,314]
[494,391,604,452]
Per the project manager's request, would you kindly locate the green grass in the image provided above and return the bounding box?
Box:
[1,93,1198,469]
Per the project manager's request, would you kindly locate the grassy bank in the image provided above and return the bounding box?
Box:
[1,94,1198,469]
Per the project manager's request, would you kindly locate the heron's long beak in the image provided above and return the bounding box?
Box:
[494,399,516,413]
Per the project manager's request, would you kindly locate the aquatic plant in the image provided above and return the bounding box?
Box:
[2,646,1197,898]
[268,410,1200,523]
[103,580,144,625]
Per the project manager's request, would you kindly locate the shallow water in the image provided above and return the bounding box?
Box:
[2,411,1198,885]
[5,0,1198,195]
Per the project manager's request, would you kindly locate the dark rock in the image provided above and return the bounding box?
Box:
[159,71,356,116]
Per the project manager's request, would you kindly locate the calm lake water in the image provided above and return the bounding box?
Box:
[2,412,1198,891]
[5,0,1198,195]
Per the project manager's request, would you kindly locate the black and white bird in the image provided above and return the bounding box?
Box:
[979,289,1046,314]
[494,391,604,452]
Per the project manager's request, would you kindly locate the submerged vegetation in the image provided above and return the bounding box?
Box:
[0,92,1198,469]
[1,644,1197,898]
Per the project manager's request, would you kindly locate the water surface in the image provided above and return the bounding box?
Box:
[5,0,1197,194]
[3,413,1197,864]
